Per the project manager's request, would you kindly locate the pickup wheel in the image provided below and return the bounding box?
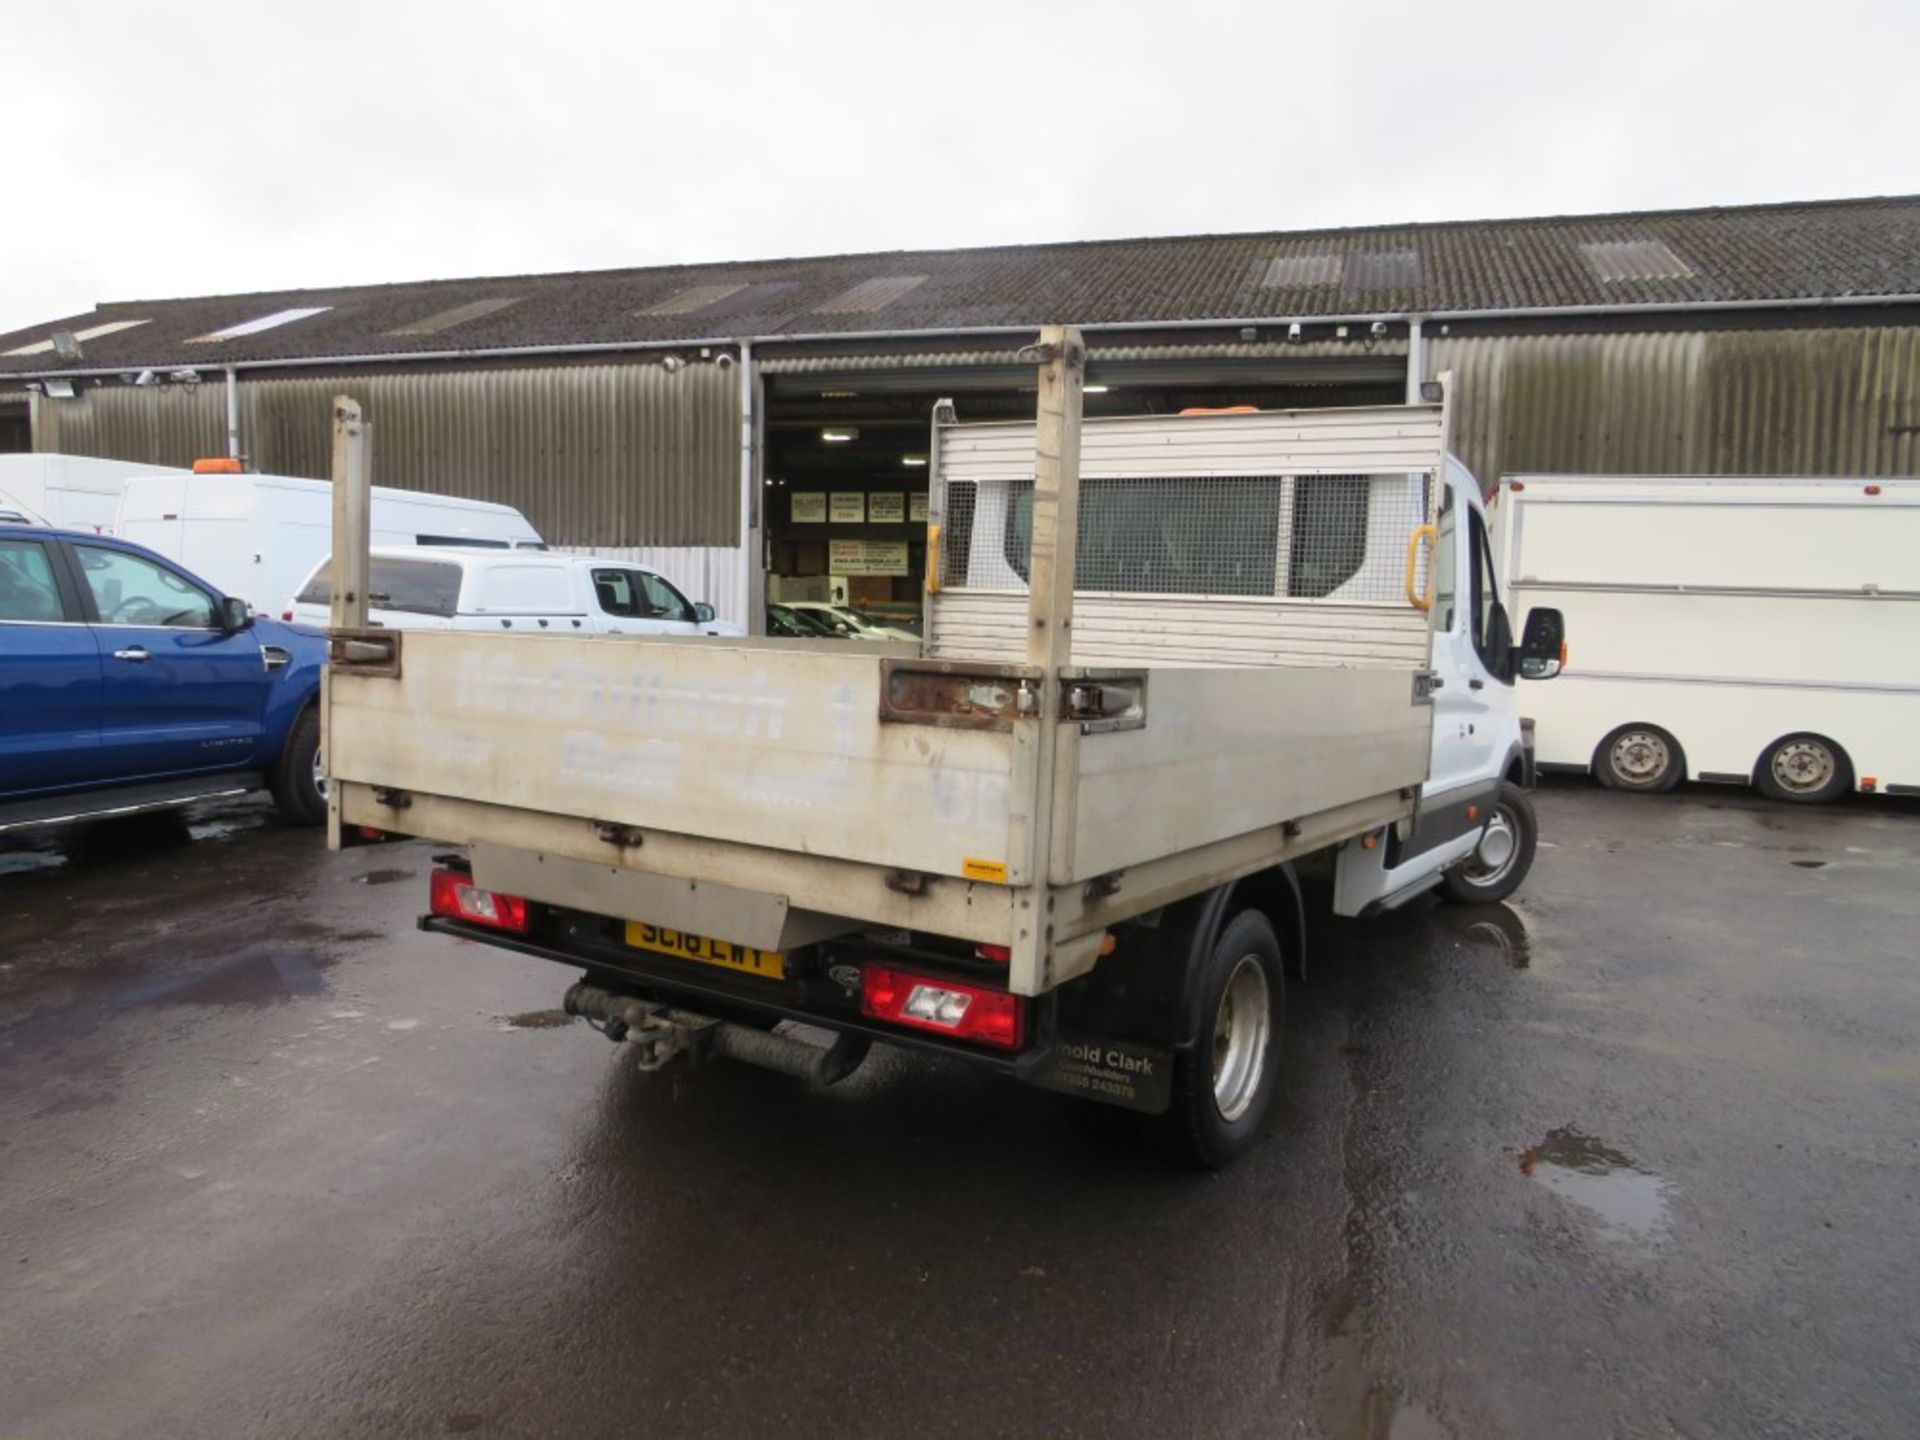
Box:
[271,708,326,826]
[1441,781,1537,904]
[1166,910,1285,1169]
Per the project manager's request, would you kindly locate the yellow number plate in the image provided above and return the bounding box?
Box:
[624,921,785,980]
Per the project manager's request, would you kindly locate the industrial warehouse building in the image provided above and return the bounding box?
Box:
[2,194,1916,625]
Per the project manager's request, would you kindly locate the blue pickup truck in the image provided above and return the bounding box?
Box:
[0,525,327,834]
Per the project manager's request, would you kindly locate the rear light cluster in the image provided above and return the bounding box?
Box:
[861,964,1024,1050]
[429,868,528,933]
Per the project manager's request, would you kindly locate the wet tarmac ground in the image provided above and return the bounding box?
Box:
[2,783,1917,1439]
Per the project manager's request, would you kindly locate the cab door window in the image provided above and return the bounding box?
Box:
[636,572,695,623]
[74,546,216,627]
[0,538,66,622]
[1467,510,1511,681]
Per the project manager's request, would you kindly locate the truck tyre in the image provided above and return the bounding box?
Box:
[1441,781,1538,904]
[1594,723,1684,793]
[271,708,327,826]
[1167,910,1285,1169]
[1755,733,1851,805]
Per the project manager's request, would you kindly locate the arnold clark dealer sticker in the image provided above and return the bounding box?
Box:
[1032,1032,1174,1114]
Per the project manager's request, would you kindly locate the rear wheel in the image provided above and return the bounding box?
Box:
[1594,723,1684,793]
[1756,733,1851,805]
[1166,910,1285,1169]
[271,708,326,826]
[1441,781,1538,904]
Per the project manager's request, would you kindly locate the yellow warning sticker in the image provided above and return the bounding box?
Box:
[962,857,1009,884]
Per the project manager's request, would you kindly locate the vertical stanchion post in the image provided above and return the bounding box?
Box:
[329,396,371,632]
[1008,325,1085,996]
[324,396,371,852]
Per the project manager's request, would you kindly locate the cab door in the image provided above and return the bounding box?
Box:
[1424,480,1507,800]
[68,541,270,781]
[0,533,102,796]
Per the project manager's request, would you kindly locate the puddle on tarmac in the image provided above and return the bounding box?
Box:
[1319,1332,1455,1440]
[353,867,418,887]
[1790,859,1828,869]
[1342,1389,1452,1440]
[499,1009,577,1030]
[1520,1127,1671,1246]
[1440,906,1533,969]
[0,848,67,877]
[111,947,335,1008]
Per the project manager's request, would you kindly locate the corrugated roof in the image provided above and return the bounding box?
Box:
[4,195,1917,374]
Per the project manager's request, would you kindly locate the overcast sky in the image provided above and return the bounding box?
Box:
[3,0,1915,336]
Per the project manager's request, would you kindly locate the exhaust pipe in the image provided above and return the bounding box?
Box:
[563,982,868,1087]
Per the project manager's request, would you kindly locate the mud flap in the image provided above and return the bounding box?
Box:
[1027,1032,1175,1114]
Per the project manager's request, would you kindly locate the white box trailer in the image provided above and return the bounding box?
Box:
[323,336,1567,1166]
[0,453,185,533]
[115,469,544,616]
[1491,473,1920,802]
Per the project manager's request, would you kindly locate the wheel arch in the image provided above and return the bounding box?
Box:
[1066,864,1303,1053]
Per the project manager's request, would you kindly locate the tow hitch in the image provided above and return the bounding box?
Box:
[562,981,869,1087]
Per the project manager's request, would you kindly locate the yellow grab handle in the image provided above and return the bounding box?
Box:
[1404,524,1436,611]
[924,523,941,595]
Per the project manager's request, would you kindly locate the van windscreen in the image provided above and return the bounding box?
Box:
[296,556,463,616]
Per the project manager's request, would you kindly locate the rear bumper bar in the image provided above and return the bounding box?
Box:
[418,914,1051,1079]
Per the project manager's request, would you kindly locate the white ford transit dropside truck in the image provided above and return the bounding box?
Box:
[321,331,1566,1166]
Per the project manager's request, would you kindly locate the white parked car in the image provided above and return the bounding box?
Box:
[286,548,745,637]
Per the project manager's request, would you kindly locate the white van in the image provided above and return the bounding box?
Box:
[287,548,746,637]
[116,470,544,614]
[1491,473,1920,802]
[0,453,185,534]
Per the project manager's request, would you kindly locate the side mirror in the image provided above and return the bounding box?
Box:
[1515,606,1565,680]
[694,602,716,624]
[219,596,254,633]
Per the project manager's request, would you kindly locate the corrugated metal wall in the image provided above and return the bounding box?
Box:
[27,324,1917,544]
[32,360,740,547]
[1429,324,1920,484]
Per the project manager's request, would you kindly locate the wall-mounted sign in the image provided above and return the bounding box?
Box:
[909,492,929,523]
[867,491,906,524]
[791,491,827,523]
[829,539,910,576]
[830,492,867,523]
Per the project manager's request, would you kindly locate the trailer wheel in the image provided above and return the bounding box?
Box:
[1594,723,1684,793]
[271,707,327,826]
[1441,781,1537,904]
[1755,733,1852,805]
[1167,910,1285,1169]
